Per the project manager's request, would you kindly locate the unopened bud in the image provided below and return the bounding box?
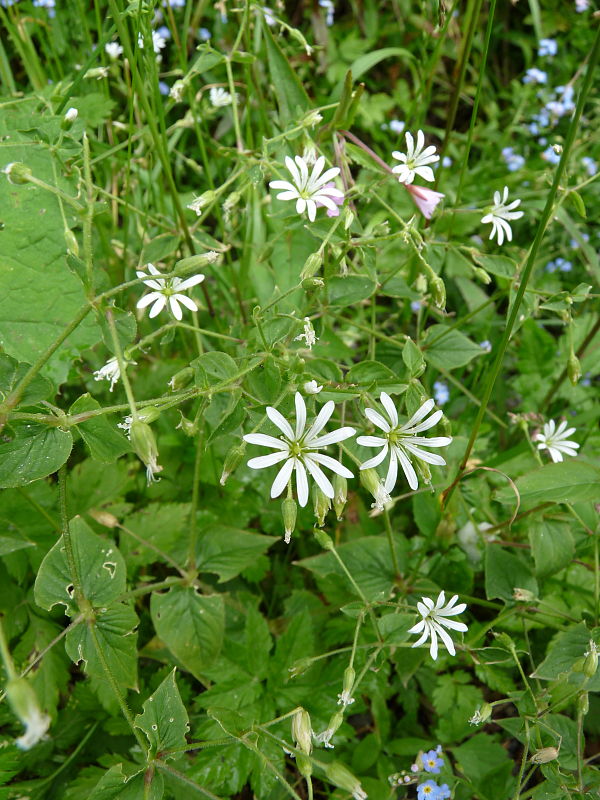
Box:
[333,474,347,520]
[530,747,559,764]
[578,691,589,715]
[137,406,161,424]
[414,459,432,486]
[472,267,491,285]
[130,419,162,484]
[175,252,217,274]
[6,678,51,750]
[61,107,78,129]
[169,79,186,102]
[282,497,297,544]
[168,366,194,391]
[289,657,313,678]
[292,709,313,756]
[313,529,333,550]
[64,228,79,256]
[583,641,598,678]
[2,162,32,185]
[324,762,367,799]
[313,486,331,527]
[187,191,216,215]
[343,207,354,230]
[300,252,323,280]
[568,353,581,386]
[301,109,323,128]
[88,509,119,528]
[360,468,391,512]
[430,276,446,309]
[296,753,312,778]
[316,710,344,748]
[177,413,198,437]
[220,442,246,485]
[302,277,324,289]
[415,274,427,294]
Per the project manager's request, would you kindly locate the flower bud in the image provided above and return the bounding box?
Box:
[313,486,331,527]
[472,267,491,285]
[578,691,589,715]
[187,191,216,215]
[2,162,33,185]
[176,413,198,437]
[302,277,324,290]
[323,762,367,800]
[64,228,79,256]
[337,666,355,707]
[292,709,313,755]
[169,79,186,103]
[5,678,51,751]
[430,276,446,309]
[137,406,161,424]
[415,274,428,294]
[583,641,598,678]
[333,474,347,520]
[303,380,323,395]
[414,459,432,486]
[168,366,194,391]
[288,657,313,678]
[61,107,78,129]
[360,468,391,512]
[282,497,297,544]
[220,442,246,485]
[88,509,119,528]
[301,109,323,128]
[343,207,354,230]
[313,529,333,550]
[130,419,162,484]
[469,702,492,725]
[530,747,559,764]
[296,753,312,778]
[300,252,323,280]
[568,353,581,386]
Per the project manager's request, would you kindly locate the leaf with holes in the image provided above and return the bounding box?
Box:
[134,669,189,759]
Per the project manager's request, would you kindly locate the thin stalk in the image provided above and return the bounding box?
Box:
[187,422,205,572]
[327,544,382,643]
[106,309,138,420]
[82,132,96,295]
[155,761,224,799]
[443,26,600,506]
[542,315,600,407]
[383,509,401,579]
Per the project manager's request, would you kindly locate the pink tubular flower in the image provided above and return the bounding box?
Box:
[405,184,445,220]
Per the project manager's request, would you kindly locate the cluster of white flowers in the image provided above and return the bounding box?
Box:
[244,391,451,514]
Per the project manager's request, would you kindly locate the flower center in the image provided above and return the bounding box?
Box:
[289,441,304,458]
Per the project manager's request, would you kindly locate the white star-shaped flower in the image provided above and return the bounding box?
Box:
[269,155,344,222]
[391,130,439,184]
[105,41,123,59]
[481,186,524,245]
[136,263,205,321]
[357,393,452,493]
[408,591,468,660]
[243,392,355,508]
[93,357,120,391]
[535,419,579,463]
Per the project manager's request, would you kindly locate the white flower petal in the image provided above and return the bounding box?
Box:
[295,459,309,506]
[308,452,354,478]
[244,433,287,449]
[270,458,295,498]
[266,406,295,439]
[304,457,334,498]
[247,451,290,470]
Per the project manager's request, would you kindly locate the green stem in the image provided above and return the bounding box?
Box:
[327,544,382,643]
[155,761,224,799]
[383,509,401,579]
[443,25,600,505]
[106,309,138,420]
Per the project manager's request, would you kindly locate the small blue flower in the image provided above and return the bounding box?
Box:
[501,147,525,172]
[168,0,186,6]
[319,0,334,25]
[158,81,170,96]
[418,780,442,800]
[157,25,171,40]
[198,28,211,40]
[545,260,557,273]
[581,372,591,387]
[411,300,422,313]
[442,156,452,167]
[541,145,560,165]
[538,38,557,57]
[423,748,445,773]
[582,156,597,176]
[437,784,451,799]
[569,233,589,249]
[433,382,449,407]
[523,67,547,85]
[390,119,405,134]
[480,340,492,353]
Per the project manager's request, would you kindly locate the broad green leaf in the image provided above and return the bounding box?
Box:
[66,603,139,708]
[0,422,73,488]
[345,360,406,392]
[327,275,376,306]
[472,253,517,279]
[0,536,35,556]
[262,20,310,124]
[344,47,415,87]
[495,461,600,506]
[150,587,225,680]
[0,137,98,385]
[141,234,181,264]
[402,337,425,378]
[529,521,574,578]
[484,546,538,602]
[196,525,278,583]
[88,763,164,800]
[532,623,600,691]
[134,669,189,759]
[453,734,515,799]
[193,351,238,388]
[0,354,53,407]
[423,324,483,370]
[70,394,131,463]
[34,516,126,614]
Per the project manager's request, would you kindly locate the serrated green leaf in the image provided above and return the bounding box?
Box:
[34,516,126,614]
[495,461,600,506]
[150,587,225,680]
[70,394,131,463]
[134,669,189,759]
[0,422,73,488]
[193,351,238,389]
